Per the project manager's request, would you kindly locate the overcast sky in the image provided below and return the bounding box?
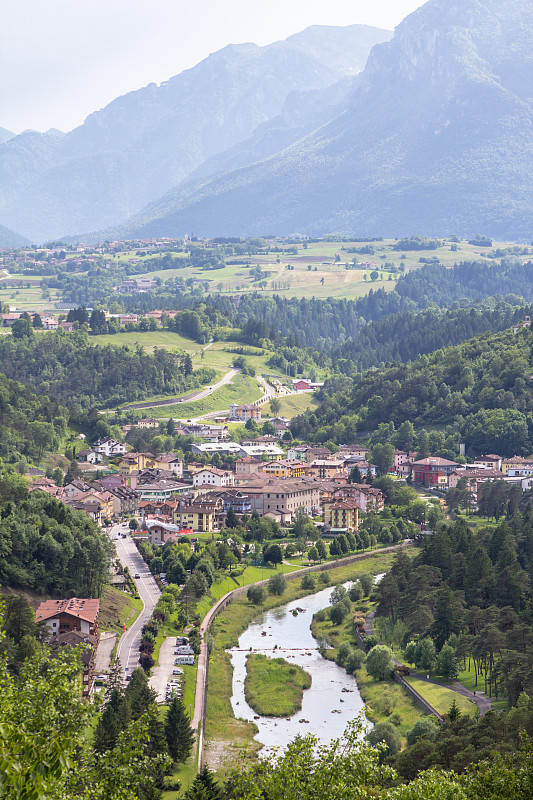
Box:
[1,0,426,134]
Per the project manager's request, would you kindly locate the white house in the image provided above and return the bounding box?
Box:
[93,437,127,457]
[193,467,235,488]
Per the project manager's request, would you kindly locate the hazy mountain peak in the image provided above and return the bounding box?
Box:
[0,22,390,242]
[114,0,533,242]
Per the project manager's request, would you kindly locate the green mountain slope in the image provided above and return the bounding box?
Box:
[291,324,533,456]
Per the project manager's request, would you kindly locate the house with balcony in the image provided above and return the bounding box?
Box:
[36,598,100,696]
[193,467,235,488]
[323,499,360,533]
[229,403,261,421]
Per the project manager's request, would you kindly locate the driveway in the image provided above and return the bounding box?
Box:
[95,631,116,672]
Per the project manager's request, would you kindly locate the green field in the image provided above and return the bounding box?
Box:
[244,653,311,716]
[264,392,318,418]
[91,330,327,417]
[141,372,263,419]
[91,329,204,355]
[133,238,521,301]
[404,675,477,717]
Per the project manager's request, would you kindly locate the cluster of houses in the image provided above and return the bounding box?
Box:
[32,427,533,540]
[35,597,100,696]
[29,435,387,541]
[405,452,533,504]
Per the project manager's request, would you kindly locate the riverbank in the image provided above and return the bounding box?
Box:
[311,610,425,740]
[204,550,405,775]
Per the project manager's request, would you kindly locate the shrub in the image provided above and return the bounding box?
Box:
[330,602,349,626]
[406,717,440,747]
[268,572,287,596]
[319,571,330,584]
[366,721,401,759]
[364,645,394,681]
[345,649,365,674]
[349,582,363,602]
[301,573,317,591]
[358,572,374,596]
[247,584,267,605]
[336,643,352,667]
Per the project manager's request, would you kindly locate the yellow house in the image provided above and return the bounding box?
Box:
[118,452,156,474]
[262,459,304,479]
[173,503,215,533]
[323,499,359,532]
[501,456,531,475]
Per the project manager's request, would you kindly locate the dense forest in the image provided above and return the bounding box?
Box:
[373,514,533,774]
[332,301,532,372]
[291,327,533,455]
[395,259,533,308]
[0,328,215,409]
[0,472,112,596]
[0,372,68,469]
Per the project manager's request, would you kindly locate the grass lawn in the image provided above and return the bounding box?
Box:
[456,513,501,529]
[99,585,142,634]
[404,675,477,717]
[244,653,311,716]
[143,372,262,419]
[91,329,204,355]
[264,392,318,418]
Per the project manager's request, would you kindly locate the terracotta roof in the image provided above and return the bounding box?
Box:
[36,598,100,625]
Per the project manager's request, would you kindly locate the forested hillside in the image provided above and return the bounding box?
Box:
[332,301,532,371]
[0,372,68,469]
[291,326,533,455]
[0,473,111,596]
[0,328,215,409]
[395,260,533,307]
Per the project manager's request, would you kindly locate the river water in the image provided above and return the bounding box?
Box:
[229,582,367,756]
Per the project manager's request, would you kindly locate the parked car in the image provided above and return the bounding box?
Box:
[134,573,140,579]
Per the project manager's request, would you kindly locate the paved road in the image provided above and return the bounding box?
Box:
[119,368,239,412]
[110,522,161,680]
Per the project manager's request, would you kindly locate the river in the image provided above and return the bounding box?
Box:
[229,581,367,756]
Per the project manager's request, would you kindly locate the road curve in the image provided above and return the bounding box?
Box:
[119,368,239,412]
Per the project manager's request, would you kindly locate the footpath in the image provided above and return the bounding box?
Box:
[364,610,493,717]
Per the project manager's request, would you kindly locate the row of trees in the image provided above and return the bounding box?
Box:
[376,512,533,703]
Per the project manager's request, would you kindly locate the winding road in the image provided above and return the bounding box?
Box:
[119,368,240,412]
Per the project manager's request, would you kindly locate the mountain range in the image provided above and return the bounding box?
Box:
[117,0,533,242]
[0,25,389,244]
[3,0,533,246]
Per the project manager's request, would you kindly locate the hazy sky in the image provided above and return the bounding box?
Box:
[1,0,426,134]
